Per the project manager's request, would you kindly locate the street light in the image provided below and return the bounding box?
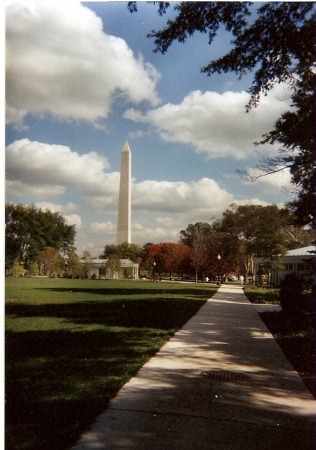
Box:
[153,261,156,281]
[63,254,69,278]
[217,254,221,286]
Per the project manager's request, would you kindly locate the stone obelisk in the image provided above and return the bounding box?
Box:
[116,141,131,245]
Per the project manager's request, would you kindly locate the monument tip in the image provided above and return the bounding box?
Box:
[121,141,130,153]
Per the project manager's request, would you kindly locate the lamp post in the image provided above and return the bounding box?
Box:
[153,261,156,281]
[217,254,221,286]
[63,254,69,278]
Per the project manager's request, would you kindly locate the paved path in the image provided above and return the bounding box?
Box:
[72,285,315,449]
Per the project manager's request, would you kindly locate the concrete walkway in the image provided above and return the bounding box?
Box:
[72,285,315,450]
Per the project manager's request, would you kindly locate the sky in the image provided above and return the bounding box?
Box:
[5,1,294,257]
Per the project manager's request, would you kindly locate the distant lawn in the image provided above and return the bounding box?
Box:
[5,277,216,450]
[242,285,280,304]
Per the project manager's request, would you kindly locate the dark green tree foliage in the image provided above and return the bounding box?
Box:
[64,249,85,279]
[102,244,121,259]
[179,222,212,247]
[256,77,315,225]
[101,243,143,262]
[128,2,315,225]
[219,204,292,258]
[215,204,294,281]
[118,242,144,262]
[279,273,305,317]
[5,203,76,269]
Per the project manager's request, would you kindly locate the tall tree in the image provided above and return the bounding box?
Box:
[101,243,143,263]
[144,242,191,279]
[138,242,154,276]
[105,254,121,279]
[171,243,192,279]
[65,249,85,279]
[180,222,214,282]
[216,204,294,282]
[252,72,315,226]
[102,244,121,259]
[117,242,144,263]
[5,203,76,270]
[40,247,59,276]
[145,243,168,276]
[128,1,315,226]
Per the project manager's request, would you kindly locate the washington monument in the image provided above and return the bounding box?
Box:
[116,141,131,245]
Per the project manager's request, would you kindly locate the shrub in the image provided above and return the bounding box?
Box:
[10,260,27,277]
[279,273,304,316]
[28,262,39,276]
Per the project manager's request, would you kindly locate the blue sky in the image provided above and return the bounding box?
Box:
[5,1,293,256]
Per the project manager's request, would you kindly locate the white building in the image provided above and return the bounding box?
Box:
[81,258,139,280]
[254,246,315,286]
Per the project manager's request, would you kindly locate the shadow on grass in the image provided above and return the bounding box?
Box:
[6,398,108,450]
[259,310,315,398]
[6,297,206,329]
[6,294,208,450]
[33,286,213,297]
[6,327,168,450]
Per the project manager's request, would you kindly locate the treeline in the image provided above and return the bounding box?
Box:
[5,203,313,280]
[100,204,313,282]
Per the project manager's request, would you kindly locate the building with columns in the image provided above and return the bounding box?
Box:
[81,258,139,280]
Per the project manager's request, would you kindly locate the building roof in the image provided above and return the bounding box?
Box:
[286,246,315,256]
[80,258,104,264]
[80,258,137,265]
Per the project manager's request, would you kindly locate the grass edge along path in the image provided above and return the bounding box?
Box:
[244,285,315,399]
[5,278,216,450]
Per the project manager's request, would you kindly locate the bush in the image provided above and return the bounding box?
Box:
[10,260,27,277]
[279,273,304,316]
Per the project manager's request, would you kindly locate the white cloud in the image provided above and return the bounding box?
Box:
[5,139,117,202]
[6,179,65,197]
[132,223,180,245]
[89,221,117,234]
[35,201,82,229]
[124,86,292,160]
[75,222,118,257]
[132,177,233,217]
[35,201,77,213]
[244,167,292,193]
[63,214,83,229]
[6,1,160,128]
[233,198,270,207]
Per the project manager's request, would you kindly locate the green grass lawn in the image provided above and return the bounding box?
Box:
[5,277,216,450]
[242,285,280,304]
